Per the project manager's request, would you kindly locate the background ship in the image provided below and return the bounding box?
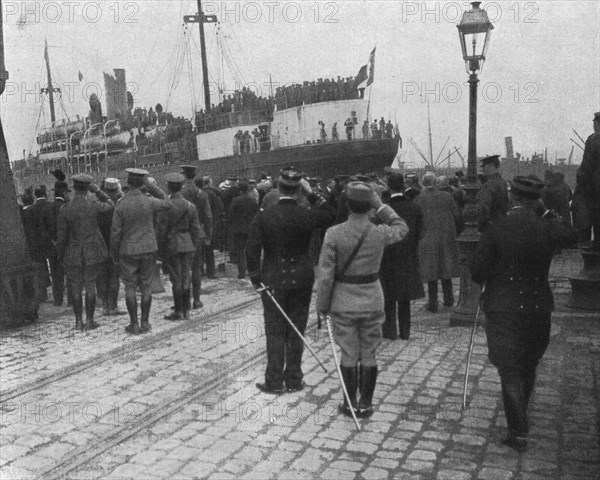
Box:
[12,9,400,191]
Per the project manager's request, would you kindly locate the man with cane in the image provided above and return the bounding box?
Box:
[316,182,407,418]
[471,176,576,452]
[247,166,335,394]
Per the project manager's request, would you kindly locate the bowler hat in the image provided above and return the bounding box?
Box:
[346,182,373,202]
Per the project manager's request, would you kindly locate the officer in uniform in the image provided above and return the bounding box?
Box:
[316,182,408,418]
[181,165,212,309]
[471,176,576,452]
[576,112,600,250]
[162,173,202,320]
[111,168,171,334]
[477,154,509,232]
[49,176,71,306]
[56,174,113,331]
[247,166,335,394]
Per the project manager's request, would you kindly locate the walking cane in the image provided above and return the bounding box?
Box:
[258,283,327,373]
[462,304,481,410]
[322,313,361,430]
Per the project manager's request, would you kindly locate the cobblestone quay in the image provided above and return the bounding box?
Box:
[1,252,598,480]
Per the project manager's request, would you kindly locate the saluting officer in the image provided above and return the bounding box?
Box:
[162,173,202,320]
[477,154,509,232]
[181,165,212,309]
[471,176,576,452]
[111,168,171,334]
[56,174,113,331]
[247,166,335,394]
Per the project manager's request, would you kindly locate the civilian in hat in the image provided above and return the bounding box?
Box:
[477,154,509,232]
[96,178,124,316]
[380,173,425,340]
[200,176,224,278]
[111,168,171,334]
[316,182,408,418]
[247,166,335,394]
[414,172,460,312]
[575,112,600,250]
[56,174,113,331]
[471,176,576,452]
[229,181,260,279]
[47,179,71,306]
[162,173,202,321]
[404,175,421,201]
[181,165,212,309]
[30,184,54,302]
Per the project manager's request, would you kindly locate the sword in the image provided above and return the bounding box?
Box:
[258,283,327,373]
[462,304,482,410]
[323,313,361,430]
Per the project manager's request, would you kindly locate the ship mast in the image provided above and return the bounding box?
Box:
[41,39,59,124]
[184,1,217,112]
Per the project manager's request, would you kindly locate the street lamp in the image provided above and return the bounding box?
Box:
[450,1,494,326]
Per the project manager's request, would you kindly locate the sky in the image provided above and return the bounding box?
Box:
[1,0,599,168]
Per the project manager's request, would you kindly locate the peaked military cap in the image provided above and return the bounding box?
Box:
[72,173,93,186]
[510,176,545,197]
[480,155,500,167]
[104,178,121,190]
[165,172,186,184]
[346,182,373,202]
[594,112,600,121]
[278,166,303,187]
[125,168,149,177]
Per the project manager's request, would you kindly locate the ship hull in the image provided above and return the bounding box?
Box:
[15,137,399,190]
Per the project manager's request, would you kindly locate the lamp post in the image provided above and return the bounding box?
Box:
[450,1,494,326]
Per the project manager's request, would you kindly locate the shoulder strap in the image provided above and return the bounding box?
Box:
[338,224,371,278]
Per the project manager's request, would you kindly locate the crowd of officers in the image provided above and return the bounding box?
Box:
[18,143,589,451]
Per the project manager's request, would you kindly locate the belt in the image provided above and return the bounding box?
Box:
[335,273,379,284]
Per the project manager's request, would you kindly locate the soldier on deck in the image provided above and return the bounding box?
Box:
[477,155,509,232]
[247,166,335,394]
[181,165,212,309]
[111,168,171,334]
[162,173,202,321]
[56,174,113,331]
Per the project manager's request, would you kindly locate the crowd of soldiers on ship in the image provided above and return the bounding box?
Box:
[15,111,598,452]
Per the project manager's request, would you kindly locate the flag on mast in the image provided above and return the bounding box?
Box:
[354,47,376,91]
[366,47,376,86]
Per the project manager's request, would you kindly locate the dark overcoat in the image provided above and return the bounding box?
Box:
[380,194,425,300]
[229,193,260,234]
[471,207,576,313]
[247,197,335,290]
[414,187,460,282]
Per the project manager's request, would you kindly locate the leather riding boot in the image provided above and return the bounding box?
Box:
[427,282,438,312]
[358,365,378,418]
[182,289,191,320]
[73,294,84,331]
[124,291,139,334]
[338,366,358,417]
[165,289,183,321]
[140,295,152,333]
[85,292,99,330]
[501,374,528,438]
[442,278,454,307]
